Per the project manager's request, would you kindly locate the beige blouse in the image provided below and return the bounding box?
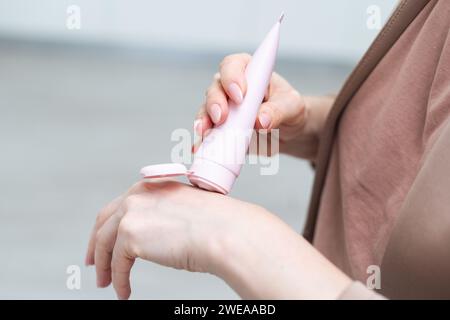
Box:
[306,0,450,299]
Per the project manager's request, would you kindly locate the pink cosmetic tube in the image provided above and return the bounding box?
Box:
[141,13,284,194]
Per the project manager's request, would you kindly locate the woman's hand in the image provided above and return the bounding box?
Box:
[195,53,335,160]
[85,179,269,299]
[86,180,350,300]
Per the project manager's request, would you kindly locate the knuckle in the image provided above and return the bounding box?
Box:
[239,52,251,59]
[95,230,106,248]
[95,202,114,224]
[205,82,215,97]
[129,180,142,191]
[205,86,217,99]
[223,74,239,85]
[118,217,136,239]
[222,52,250,65]
[220,55,233,67]
[220,54,241,69]
[127,180,147,194]
[206,91,224,106]
[95,211,105,225]
[123,194,142,210]
[205,80,222,98]
[220,53,250,70]
[264,101,278,113]
[117,219,140,254]
[289,89,306,115]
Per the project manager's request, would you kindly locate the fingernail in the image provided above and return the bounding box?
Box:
[209,104,222,124]
[228,83,243,104]
[258,112,272,129]
[194,119,202,135]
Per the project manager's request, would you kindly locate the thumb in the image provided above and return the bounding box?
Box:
[256,90,305,130]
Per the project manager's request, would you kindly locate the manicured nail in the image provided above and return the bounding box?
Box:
[258,112,272,129]
[194,119,202,135]
[209,104,222,124]
[228,83,243,104]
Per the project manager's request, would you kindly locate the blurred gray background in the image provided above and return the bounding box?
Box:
[0,0,395,299]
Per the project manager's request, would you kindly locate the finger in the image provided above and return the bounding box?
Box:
[219,53,251,104]
[90,182,150,280]
[111,235,135,300]
[205,75,229,125]
[194,103,213,136]
[85,196,122,266]
[256,90,304,130]
[94,212,122,287]
[255,101,279,131]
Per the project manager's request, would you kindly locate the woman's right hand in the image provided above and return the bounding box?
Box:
[194,53,335,161]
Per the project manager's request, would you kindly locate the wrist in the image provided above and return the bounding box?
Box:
[279,94,334,160]
[207,206,300,298]
[209,205,281,298]
[206,205,275,291]
[302,95,335,139]
[209,206,351,299]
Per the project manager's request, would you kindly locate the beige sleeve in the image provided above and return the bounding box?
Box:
[337,282,387,300]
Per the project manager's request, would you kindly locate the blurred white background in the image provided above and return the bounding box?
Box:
[0,0,396,300]
[0,0,396,63]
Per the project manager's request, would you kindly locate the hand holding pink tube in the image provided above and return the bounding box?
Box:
[141,14,284,194]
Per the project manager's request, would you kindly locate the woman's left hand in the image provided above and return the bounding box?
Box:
[85,179,270,299]
[85,179,351,300]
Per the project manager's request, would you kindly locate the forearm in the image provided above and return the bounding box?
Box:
[211,207,351,299]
